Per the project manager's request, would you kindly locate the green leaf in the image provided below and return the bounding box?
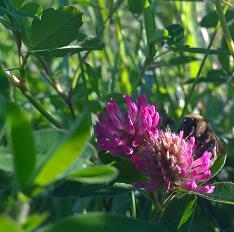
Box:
[195,182,234,204]
[35,129,65,156]
[16,2,42,18]
[144,1,155,44]
[200,10,234,28]
[184,69,229,85]
[52,181,132,198]
[128,0,145,14]
[22,213,48,232]
[70,165,118,184]
[0,216,22,232]
[170,46,231,55]
[34,110,90,186]
[160,194,197,231]
[6,103,36,191]
[40,213,164,232]
[166,24,184,46]
[99,152,147,184]
[31,6,83,50]
[211,155,227,177]
[30,35,103,57]
[9,0,24,9]
[149,29,169,44]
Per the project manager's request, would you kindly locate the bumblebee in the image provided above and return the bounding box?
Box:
[178,114,224,160]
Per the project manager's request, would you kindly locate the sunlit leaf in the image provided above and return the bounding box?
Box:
[34,110,90,186]
[70,165,118,184]
[6,103,36,191]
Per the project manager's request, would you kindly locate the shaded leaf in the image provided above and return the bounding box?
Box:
[200,10,234,28]
[195,182,234,204]
[52,181,132,198]
[31,35,103,57]
[31,6,83,50]
[211,155,227,177]
[15,2,42,18]
[128,0,145,15]
[40,213,164,232]
[166,24,184,46]
[99,151,147,184]
[160,194,196,231]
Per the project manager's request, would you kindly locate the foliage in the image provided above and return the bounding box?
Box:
[0,0,233,231]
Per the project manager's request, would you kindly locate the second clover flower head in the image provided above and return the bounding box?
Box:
[95,95,160,156]
[131,130,215,194]
[95,95,215,194]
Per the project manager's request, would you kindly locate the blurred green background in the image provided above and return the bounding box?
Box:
[0,0,234,231]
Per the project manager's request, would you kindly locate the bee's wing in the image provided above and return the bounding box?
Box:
[208,128,225,154]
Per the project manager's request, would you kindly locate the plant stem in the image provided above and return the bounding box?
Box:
[131,191,137,218]
[3,68,63,129]
[39,58,76,119]
[83,0,124,60]
[178,3,230,123]
[214,0,234,56]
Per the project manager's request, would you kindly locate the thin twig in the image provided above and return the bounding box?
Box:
[39,58,76,119]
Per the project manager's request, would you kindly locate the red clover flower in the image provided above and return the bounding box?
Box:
[95,95,215,194]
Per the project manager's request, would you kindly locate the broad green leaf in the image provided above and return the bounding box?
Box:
[34,111,90,186]
[195,182,234,204]
[160,194,197,231]
[30,35,103,57]
[211,155,227,177]
[70,165,118,184]
[35,129,65,156]
[0,216,22,232]
[128,0,145,14]
[52,181,132,198]
[40,213,164,232]
[64,143,96,175]
[6,103,36,191]
[31,6,83,50]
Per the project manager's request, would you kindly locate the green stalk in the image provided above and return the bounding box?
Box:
[178,2,230,123]
[2,67,63,129]
[214,0,234,56]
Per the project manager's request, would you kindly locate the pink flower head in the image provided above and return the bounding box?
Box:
[95,95,160,156]
[131,130,215,194]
